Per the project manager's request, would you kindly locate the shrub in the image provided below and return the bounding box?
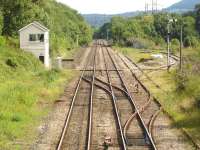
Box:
[6,58,18,68]
[154,36,165,46]
[0,11,3,35]
[38,69,60,85]
[185,74,200,98]
[6,37,19,48]
[171,38,180,54]
[184,36,199,48]
[126,37,155,49]
[174,71,188,92]
[0,36,6,46]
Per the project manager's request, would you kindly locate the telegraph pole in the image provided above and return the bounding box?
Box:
[106,29,109,41]
[152,0,154,14]
[156,0,158,12]
[76,34,79,47]
[167,22,170,71]
[180,24,183,71]
[167,16,177,72]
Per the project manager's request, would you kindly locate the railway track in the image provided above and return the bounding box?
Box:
[55,40,193,150]
[108,46,162,146]
[56,44,97,150]
[104,46,160,149]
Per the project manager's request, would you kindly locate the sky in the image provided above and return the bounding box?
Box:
[56,0,181,14]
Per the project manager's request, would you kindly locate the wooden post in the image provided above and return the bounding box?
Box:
[180,25,183,71]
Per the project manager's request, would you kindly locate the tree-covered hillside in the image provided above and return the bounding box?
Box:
[97,5,200,50]
[0,0,92,57]
[166,0,199,11]
[83,11,142,28]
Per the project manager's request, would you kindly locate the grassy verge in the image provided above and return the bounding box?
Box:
[113,46,154,62]
[141,69,200,145]
[116,46,200,145]
[0,41,76,149]
[62,48,78,59]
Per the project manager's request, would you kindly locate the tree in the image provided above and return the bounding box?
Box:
[122,19,142,39]
[1,0,48,36]
[171,38,180,53]
[154,13,168,39]
[195,4,200,35]
[183,16,198,38]
[0,11,3,35]
[110,17,126,43]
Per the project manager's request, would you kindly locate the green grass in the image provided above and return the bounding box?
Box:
[116,46,200,145]
[0,38,75,149]
[113,46,158,62]
[63,47,80,59]
[143,70,200,144]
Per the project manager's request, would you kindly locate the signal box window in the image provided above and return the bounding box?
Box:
[38,34,44,42]
[29,34,37,41]
[29,34,44,42]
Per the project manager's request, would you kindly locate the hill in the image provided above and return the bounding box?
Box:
[83,11,142,28]
[83,0,200,28]
[166,0,200,12]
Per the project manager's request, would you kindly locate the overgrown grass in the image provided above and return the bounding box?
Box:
[142,70,200,144]
[62,47,81,59]
[113,46,156,62]
[0,39,75,149]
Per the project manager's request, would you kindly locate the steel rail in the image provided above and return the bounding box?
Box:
[123,97,152,142]
[84,76,131,100]
[117,52,163,147]
[86,45,97,150]
[116,53,152,141]
[83,77,112,96]
[148,108,162,138]
[105,47,158,150]
[117,54,151,97]
[101,46,127,150]
[56,45,96,150]
[94,77,129,96]
[86,69,152,143]
[125,55,164,90]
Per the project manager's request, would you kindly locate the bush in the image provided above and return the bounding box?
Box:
[174,71,188,92]
[0,36,6,46]
[154,36,165,46]
[171,38,180,54]
[126,37,155,49]
[0,11,3,35]
[5,37,19,48]
[38,69,60,85]
[184,36,199,48]
[6,58,18,68]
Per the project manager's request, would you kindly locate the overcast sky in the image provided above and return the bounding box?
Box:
[56,0,181,14]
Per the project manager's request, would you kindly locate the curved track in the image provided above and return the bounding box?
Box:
[55,40,184,150]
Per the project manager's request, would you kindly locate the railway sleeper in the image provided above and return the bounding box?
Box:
[126,131,152,145]
[126,137,149,146]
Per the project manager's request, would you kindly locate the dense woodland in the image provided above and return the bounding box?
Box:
[97,4,200,50]
[0,0,92,57]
